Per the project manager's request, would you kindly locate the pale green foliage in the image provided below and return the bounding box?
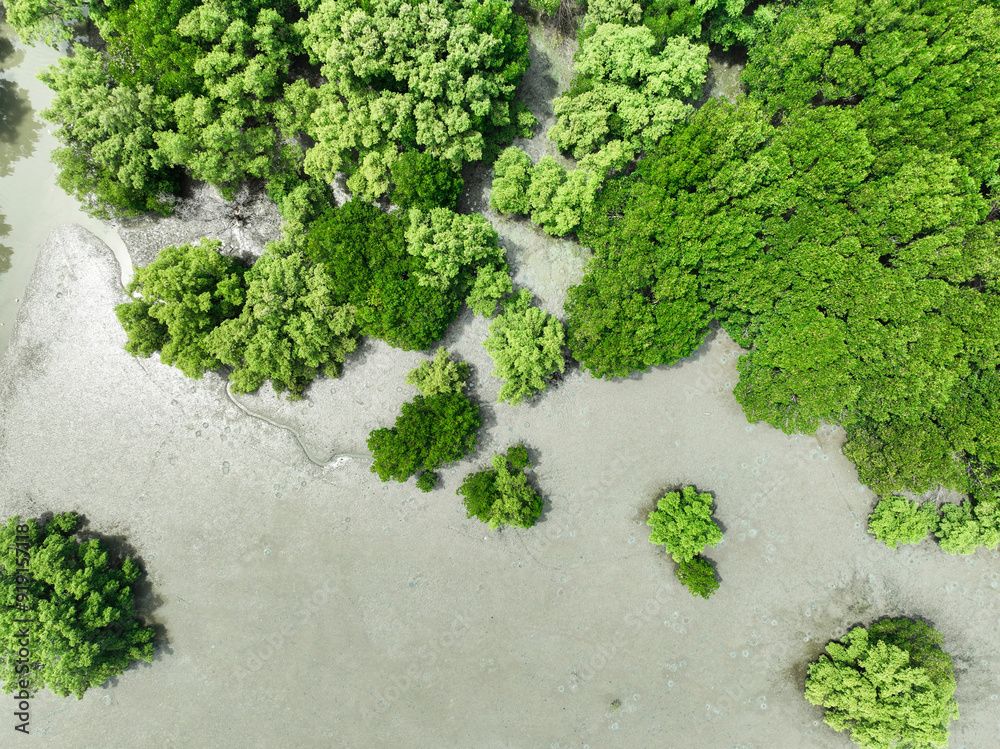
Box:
[406,348,470,397]
[526,157,602,236]
[867,495,939,549]
[38,48,178,218]
[299,0,534,199]
[405,207,504,289]
[490,147,532,214]
[805,619,959,749]
[549,26,708,161]
[5,0,90,44]
[0,514,155,699]
[583,0,642,26]
[205,252,358,398]
[936,499,1000,555]
[467,264,513,317]
[647,485,721,563]
[483,290,567,405]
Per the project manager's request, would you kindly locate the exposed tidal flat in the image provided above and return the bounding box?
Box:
[2,221,999,746]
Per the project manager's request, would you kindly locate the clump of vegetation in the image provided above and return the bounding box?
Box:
[204,252,358,399]
[805,618,959,749]
[867,496,939,549]
[406,348,471,397]
[369,355,480,491]
[647,485,722,598]
[483,290,567,405]
[115,239,246,377]
[935,497,1000,555]
[391,152,464,211]
[458,445,544,529]
[0,514,155,699]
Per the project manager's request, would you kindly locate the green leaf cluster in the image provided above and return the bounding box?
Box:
[458,444,544,529]
[646,485,721,598]
[367,392,481,492]
[483,290,567,405]
[867,496,939,549]
[390,152,464,212]
[406,348,471,397]
[298,0,535,199]
[0,514,155,699]
[567,0,1000,497]
[805,619,959,749]
[935,498,1000,555]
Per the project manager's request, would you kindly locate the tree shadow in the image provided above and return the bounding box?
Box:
[0,211,11,275]
[0,79,39,177]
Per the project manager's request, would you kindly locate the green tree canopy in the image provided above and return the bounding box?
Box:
[406,347,471,397]
[390,151,464,211]
[483,290,567,405]
[205,251,358,398]
[646,485,721,563]
[458,444,544,529]
[805,619,959,749]
[116,239,247,377]
[0,514,155,699]
[867,496,939,549]
[296,0,535,199]
[367,391,481,491]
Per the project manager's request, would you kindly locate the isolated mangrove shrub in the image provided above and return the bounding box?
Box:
[0,514,155,699]
[458,445,543,529]
[490,147,532,215]
[805,618,959,749]
[675,556,718,599]
[368,383,481,492]
[484,290,567,405]
[867,496,939,549]
[116,239,246,378]
[391,152,464,211]
[406,348,471,398]
[935,499,1000,555]
[647,485,721,564]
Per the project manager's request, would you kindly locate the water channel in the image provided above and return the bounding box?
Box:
[0,22,132,358]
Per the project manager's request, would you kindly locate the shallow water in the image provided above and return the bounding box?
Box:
[0,23,131,358]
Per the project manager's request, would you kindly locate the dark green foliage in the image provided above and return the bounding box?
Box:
[458,444,543,529]
[805,619,959,749]
[367,392,481,491]
[303,202,465,350]
[115,239,246,378]
[567,0,1000,497]
[674,556,718,599]
[0,514,155,699]
[204,252,358,398]
[391,152,464,211]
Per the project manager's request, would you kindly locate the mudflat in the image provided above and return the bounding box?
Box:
[2,223,998,748]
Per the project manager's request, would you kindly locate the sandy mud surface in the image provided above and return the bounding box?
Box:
[1,222,998,748]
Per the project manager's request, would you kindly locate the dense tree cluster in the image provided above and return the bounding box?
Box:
[20,0,534,220]
[0,514,155,699]
[870,492,1000,555]
[569,0,1000,503]
[368,353,480,491]
[805,619,959,749]
[458,444,544,529]
[646,485,721,598]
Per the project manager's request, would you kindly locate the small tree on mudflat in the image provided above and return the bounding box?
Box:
[0,514,155,699]
[805,618,959,749]
[867,495,939,549]
[458,444,543,529]
[647,485,722,598]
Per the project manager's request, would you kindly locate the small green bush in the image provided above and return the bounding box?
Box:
[458,444,543,529]
[368,392,481,491]
[483,290,567,405]
[867,495,939,549]
[406,348,471,397]
[675,556,719,599]
[0,514,155,699]
[647,485,722,564]
[805,618,959,749]
[936,499,1000,555]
